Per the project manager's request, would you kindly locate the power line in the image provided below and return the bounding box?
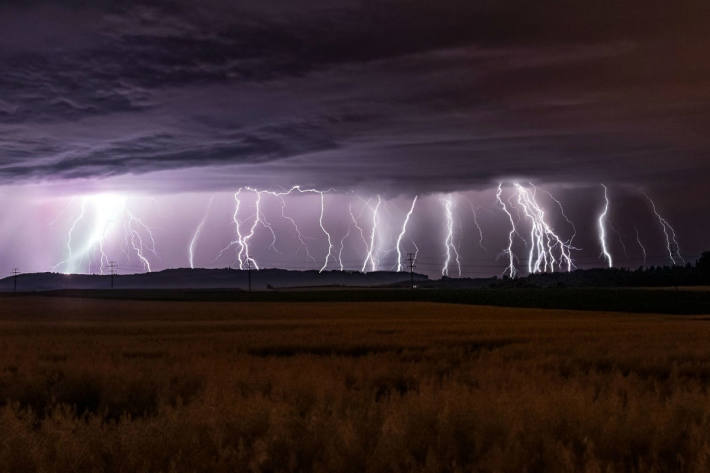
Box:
[12,268,20,293]
[108,261,117,289]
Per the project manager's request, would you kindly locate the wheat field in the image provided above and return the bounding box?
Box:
[1,296,709,472]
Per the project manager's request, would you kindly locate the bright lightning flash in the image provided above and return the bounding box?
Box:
[361,196,381,273]
[496,183,517,278]
[598,184,613,268]
[396,195,418,272]
[441,195,461,277]
[58,193,155,274]
[514,183,575,273]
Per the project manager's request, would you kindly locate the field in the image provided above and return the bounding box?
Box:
[27,286,710,314]
[1,296,710,472]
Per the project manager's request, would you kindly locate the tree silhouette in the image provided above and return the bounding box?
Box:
[697,252,710,277]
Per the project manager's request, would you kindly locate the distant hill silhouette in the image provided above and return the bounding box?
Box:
[2,252,709,292]
[0,268,429,292]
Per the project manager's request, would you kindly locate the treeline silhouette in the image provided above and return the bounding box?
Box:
[490,251,710,288]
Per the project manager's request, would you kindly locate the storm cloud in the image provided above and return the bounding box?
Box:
[0,0,709,194]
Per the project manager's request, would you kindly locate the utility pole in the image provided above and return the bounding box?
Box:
[12,268,20,293]
[108,261,117,289]
[407,253,416,289]
[246,260,252,293]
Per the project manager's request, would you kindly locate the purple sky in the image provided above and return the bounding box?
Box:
[0,1,709,277]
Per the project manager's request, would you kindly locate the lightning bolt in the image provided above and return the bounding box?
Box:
[362,196,381,273]
[338,221,352,271]
[645,193,684,265]
[496,183,517,278]
[516,186,547,274]
[240,190,263,270]
[635,226,647,267]
[57,197,87,273]
[598,184,613,268]
[609,222,629,259]
[268,186,332,272]
[246,189,280,255]
[126,211,154,273]
[189,195,214,269]
[56,194,155,275]
[349,202,369,258]
[514,183,575,273]
[222,186,318,271]
[540,188,577,247]
[229,189,246,269]
[317,191,333,272]
[396,195,418,272]
[468,200,486,252]
[441,195,461,277]
[272,191,316,264]
[217,188,249,270]
[97,233,109,274]
[94,196,125,274]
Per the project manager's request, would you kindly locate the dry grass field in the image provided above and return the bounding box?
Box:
[1,296,710,472]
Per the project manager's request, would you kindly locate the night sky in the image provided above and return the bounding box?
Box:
[1,0,709,277]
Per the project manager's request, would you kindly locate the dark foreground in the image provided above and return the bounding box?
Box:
[12,285,710,314]
[1,297,710,472]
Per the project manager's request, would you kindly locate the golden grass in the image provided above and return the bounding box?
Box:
[1,296,709,472]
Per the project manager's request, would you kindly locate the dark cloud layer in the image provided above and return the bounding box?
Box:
[1,0,709,193]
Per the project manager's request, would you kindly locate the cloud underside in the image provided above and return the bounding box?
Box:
[0,0,709,192]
